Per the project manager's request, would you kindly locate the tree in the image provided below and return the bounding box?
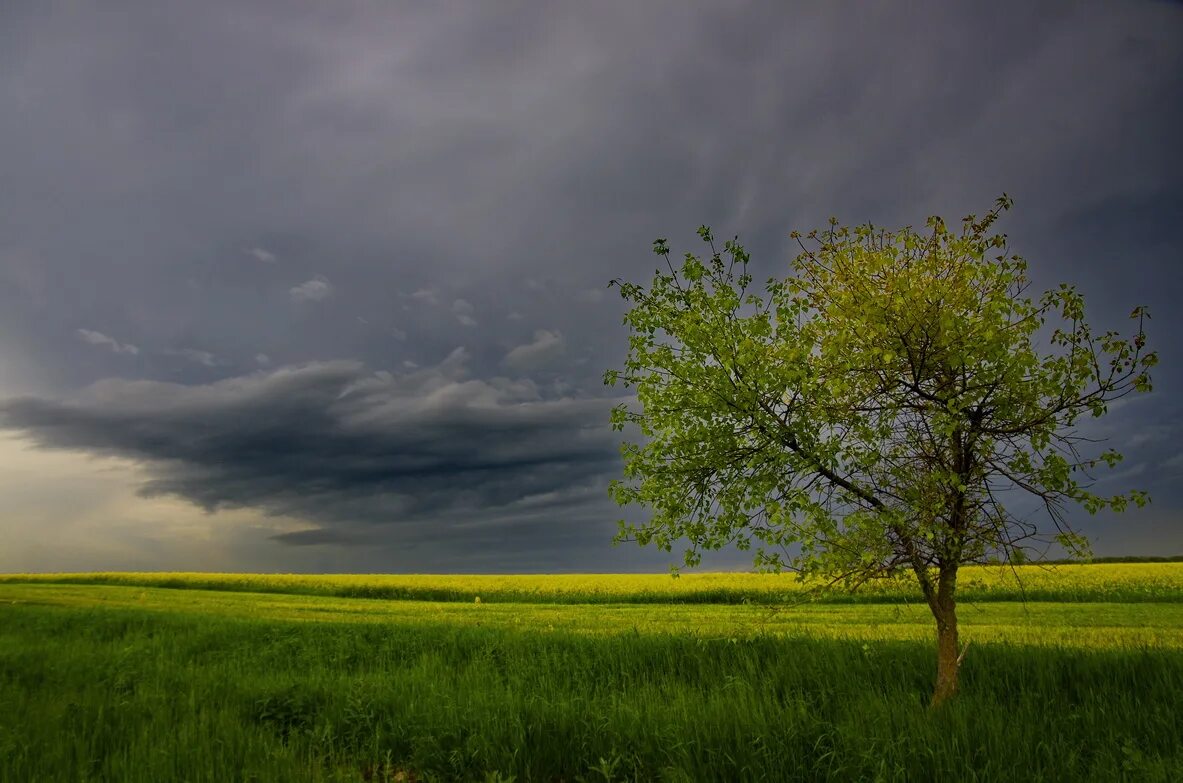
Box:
[603,196,1156,706]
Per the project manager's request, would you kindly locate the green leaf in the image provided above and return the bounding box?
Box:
[605,196,1157,614]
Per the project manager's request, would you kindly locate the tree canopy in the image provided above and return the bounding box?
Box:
[605,195,1156,704]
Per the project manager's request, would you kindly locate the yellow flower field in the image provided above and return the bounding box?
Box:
[3,562,1181,604]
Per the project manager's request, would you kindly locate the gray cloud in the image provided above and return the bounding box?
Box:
[503,330,566,372]
[408,289,439,306]
[164,348,218,367]
[249,247,277,263]
[289,277,333,303]
[76,329,139,356]
[0,1,1179,567]
[0,350,626,555]
[451,298,477,327]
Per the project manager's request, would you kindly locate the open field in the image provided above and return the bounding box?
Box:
[4,583,1183,649]
[4,562,1182,604]
[2,568,1182,781]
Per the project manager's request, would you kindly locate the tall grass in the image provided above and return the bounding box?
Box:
[2,603,1181,782]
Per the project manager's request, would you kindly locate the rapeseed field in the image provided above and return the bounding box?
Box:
[4,561,1181,604]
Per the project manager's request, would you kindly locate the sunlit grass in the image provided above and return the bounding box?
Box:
[3,582,1183,649]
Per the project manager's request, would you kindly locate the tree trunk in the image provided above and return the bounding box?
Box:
[931,607,959,707]
[929,565,961,708]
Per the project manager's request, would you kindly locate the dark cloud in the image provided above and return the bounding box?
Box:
[0,1,1180,567]
[0,351,634,561]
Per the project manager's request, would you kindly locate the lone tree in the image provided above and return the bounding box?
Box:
[604,196,1155,706]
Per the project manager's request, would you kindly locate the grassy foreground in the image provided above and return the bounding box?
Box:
[1,570,1182,781]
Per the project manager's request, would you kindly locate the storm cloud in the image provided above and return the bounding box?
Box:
[0,350,627,551]
[0,1,1180,569]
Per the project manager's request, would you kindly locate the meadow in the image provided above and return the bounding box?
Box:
[1,564,1181,781]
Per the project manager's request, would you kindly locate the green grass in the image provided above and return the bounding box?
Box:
[4,583,1183,648]
[1,572,1181,781]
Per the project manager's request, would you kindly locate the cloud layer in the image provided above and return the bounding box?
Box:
[0,351,626,557]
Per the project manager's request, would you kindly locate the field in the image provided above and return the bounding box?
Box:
[6,562,1183,604]
[1,565,1181,781]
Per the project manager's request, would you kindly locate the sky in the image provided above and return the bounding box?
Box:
[0,1,1180,573]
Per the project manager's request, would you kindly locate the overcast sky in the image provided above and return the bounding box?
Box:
[1,1,1180,573]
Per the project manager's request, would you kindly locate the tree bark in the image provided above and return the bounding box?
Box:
[929,564,961,708]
